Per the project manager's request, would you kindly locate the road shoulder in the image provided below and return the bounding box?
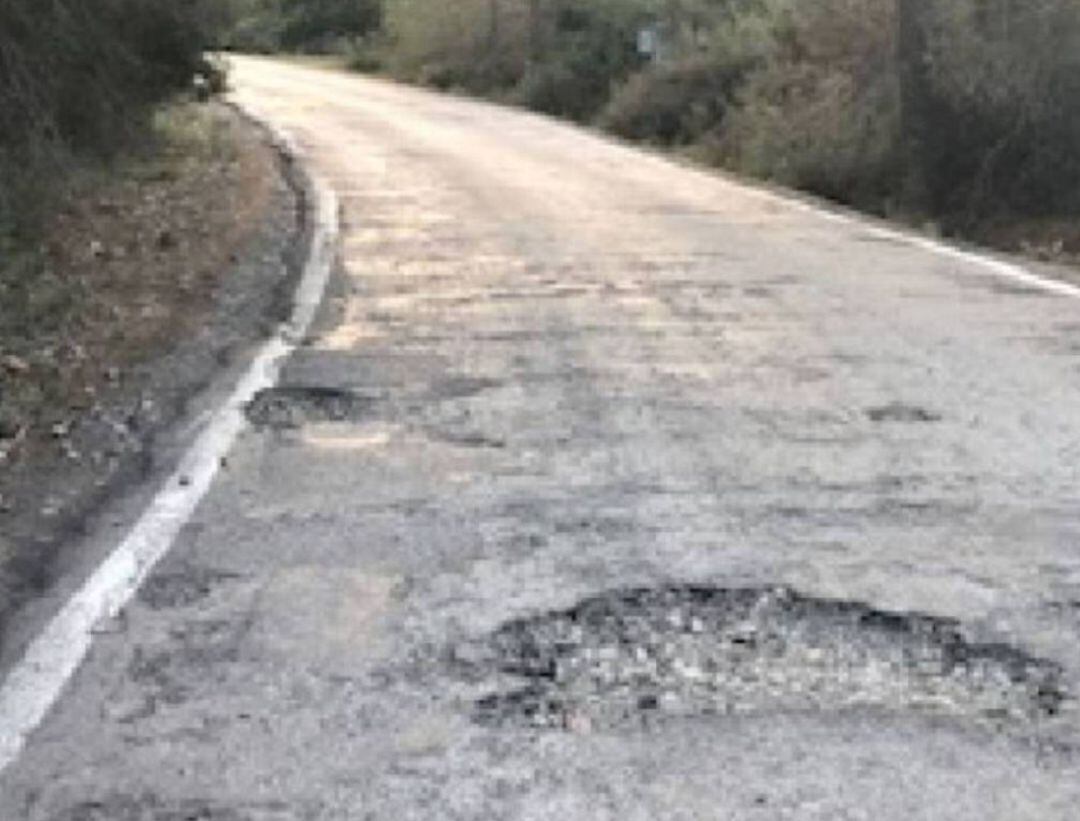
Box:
[0,102,307,671]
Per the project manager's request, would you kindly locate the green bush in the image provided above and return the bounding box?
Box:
[521,58,635,122]
[512,62,584,115]
[600,56,742,144]
[710,0,903,212]
[279,0,381,50]
[382,0,532,92]
[725,63,903,212]
[68,1,211,137]
[0,0,218,237]
[524,1,650,120]
[341,35,386,72]
[383,0,648,115]
[916,0,1080,220]
[222,0,381,53]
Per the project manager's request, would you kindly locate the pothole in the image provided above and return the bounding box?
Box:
[425,427,507,450]
[244,387,373,429]
[428,375,501,401]
[126,618,248,711]
[866,403,942,424]
[138,566,242,610]
[463,586,1066,732]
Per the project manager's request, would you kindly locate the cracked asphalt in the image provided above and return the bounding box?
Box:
[3,56,1080,819]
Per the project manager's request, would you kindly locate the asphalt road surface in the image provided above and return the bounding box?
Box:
[3,56,1080,819]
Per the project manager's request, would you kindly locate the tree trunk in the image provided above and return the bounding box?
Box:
[897,0,936,209]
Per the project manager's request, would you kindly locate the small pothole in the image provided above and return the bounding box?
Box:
[245,387,373,429]
[866,403,942,424]
[428,376,501,401]
[425,428,506,450]
[138,566,242,610]
[463,586,1066,732]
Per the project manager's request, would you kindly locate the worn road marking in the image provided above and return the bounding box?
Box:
[734,173,1080,301]
[0,124,339,773]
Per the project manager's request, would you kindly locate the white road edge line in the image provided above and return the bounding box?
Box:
[0,122,339,773]
[742,174,1080,301]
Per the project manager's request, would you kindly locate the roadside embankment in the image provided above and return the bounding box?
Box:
[0,101,303,654]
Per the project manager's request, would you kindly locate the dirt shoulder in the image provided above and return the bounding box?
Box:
[0,101,303,652]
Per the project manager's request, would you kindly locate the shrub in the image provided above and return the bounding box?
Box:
[0,0,216,237]
[513,62,587,116]
[711,0,905,212]
[600,56,743,144]
[917,0,1080,220]
[714,0,1080,223]
[222,0,381,53]
[279,0,381,51]
[384,0,648,114]
[341,35,386,72]
[515,36,641,122]
[724,61,903,212]
[383,0,533,92]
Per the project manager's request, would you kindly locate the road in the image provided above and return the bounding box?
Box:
[3,56,1080,819]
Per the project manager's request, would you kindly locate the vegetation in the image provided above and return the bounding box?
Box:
[5,0,1078,248]
[0,0,223,240]
[222,0,382,53]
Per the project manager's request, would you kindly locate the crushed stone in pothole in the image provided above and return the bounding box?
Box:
[462,586,1066,731]
[245,387,373,429]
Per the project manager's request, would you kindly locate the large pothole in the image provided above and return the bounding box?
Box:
[244,386,373,429]
[464,586,1066,731]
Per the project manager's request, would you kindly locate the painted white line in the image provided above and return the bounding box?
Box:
[0,124,339,772]
[732,171,1080,301]
[579,100,1080,301]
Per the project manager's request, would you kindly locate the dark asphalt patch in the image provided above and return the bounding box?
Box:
[126,619,248,714]
[866,403,942,423]
[137,566,242,610]
[244,387,373,429]
[426,430,507,450]
[51,794,295,821]
[428,376,501,401]
[465,586,1066,732]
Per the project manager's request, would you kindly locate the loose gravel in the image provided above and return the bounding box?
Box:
[466,586,1066,732]
[244,387,374,430]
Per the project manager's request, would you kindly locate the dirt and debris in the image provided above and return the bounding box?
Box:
[0,101,304,654]
[245,386,374,430]
[466,585,1067,732]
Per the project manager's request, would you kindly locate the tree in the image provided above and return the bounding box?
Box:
[278,0,381,49]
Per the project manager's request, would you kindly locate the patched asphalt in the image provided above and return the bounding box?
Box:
[3,57,1080,819]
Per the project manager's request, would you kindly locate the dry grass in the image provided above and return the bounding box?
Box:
[0,100,277,624]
